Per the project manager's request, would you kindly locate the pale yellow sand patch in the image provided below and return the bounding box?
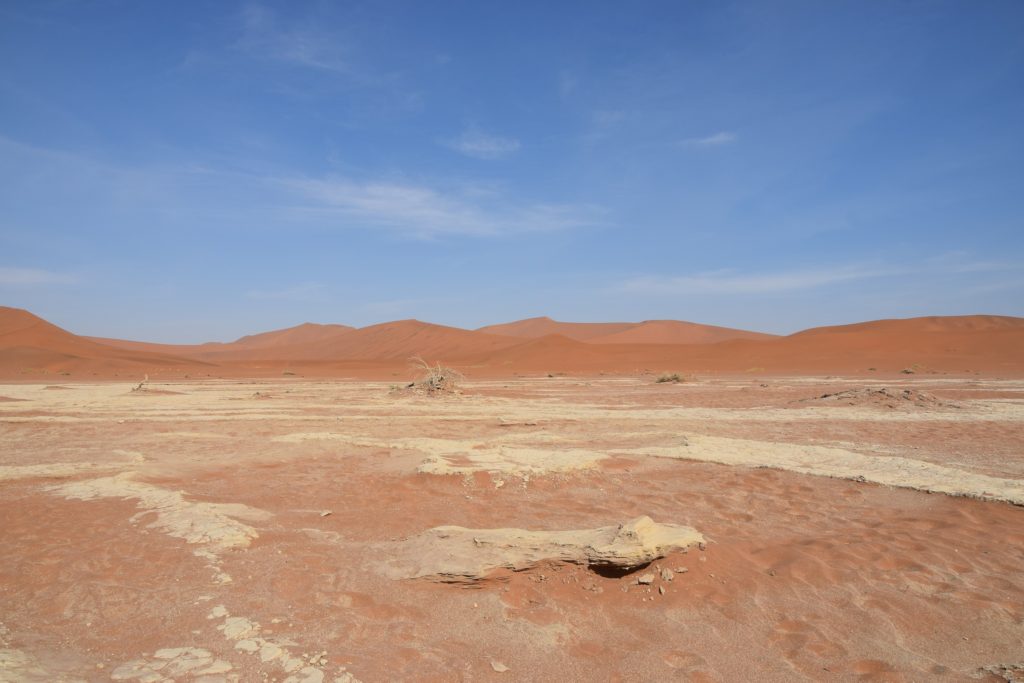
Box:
[53,473,271,550]
[630,434,1024,505]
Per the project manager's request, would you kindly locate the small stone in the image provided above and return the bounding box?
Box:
[675,567,688,574]
[197,660,233,675]
[259,643,284,662]
[235,640,259,654]
[637,573,655,585]
[767,568,777,577]
[698,541,707,551]
[491,660,510,673]
[659,585,666,595]
[283,658,304,673]
[222,616,258,639]
[320,511,332,517]
[660,569,673,582]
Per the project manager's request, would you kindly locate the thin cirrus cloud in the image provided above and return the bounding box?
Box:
[280,176,598,238]
[620,264,897,295]
[1,135,598,242]
[679,131,738,148]
[0,267,78,287]
[442,129,521,160]
[235,4,357,77]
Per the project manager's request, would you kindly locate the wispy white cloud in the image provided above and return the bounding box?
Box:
[246,282,326,302]
[621,264,896,294]
[1,134,598,241]
[280,176,599,238]
[0,267,77,286]
[679,131,738,148]
[236,4,356,76]
[442,129,521,160]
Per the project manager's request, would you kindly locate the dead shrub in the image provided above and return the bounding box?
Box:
[401,356,464,395]
[655,373,683,384]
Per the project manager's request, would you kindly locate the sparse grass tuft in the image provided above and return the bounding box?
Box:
[655,372,683,384]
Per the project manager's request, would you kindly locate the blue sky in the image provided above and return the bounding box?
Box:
[1,1,1022,342]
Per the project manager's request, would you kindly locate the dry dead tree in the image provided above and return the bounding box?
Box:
[404,356,464,394]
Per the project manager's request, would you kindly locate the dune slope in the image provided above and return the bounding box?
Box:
[0,306,207,376]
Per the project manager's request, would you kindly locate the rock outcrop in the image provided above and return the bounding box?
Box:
[385,516,704,583]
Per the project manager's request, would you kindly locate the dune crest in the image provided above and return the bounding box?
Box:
[3,306,1023,378]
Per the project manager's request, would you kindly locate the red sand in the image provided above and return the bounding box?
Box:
[3,306,1023,380]
[2,376,1023,681]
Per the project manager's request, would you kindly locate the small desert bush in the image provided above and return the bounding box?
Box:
[655,372,683,384]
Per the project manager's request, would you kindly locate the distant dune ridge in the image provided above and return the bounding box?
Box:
[476,316,775,344]
[2,306,1023,378]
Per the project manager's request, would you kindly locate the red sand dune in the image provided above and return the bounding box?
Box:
[230,322,355,348]
[468,315,1024,376]
[297,320,520,361]
[95,320,516,363]
[588,319,777,344]
[789,314,1024,336]
[90,322,357,362]
[477,316,637,341]
[3,307,1023,379]
[476,316,773,344]
[0,306,208,377]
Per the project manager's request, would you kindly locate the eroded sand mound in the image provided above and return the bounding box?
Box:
[385,515,704,583]
[798,387,960,409]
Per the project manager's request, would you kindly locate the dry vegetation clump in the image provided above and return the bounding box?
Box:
[798,387,960,410]
[655,372,684,384]
[397,356,464,395]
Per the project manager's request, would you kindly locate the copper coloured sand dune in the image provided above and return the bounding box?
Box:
[6,306,1023,379]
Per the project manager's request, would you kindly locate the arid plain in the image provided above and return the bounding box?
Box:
[2,307,1024,682]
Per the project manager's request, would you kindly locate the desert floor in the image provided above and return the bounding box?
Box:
[1,376,1023,682]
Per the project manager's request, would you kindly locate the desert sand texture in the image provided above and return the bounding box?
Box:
[2,373,1024,682]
